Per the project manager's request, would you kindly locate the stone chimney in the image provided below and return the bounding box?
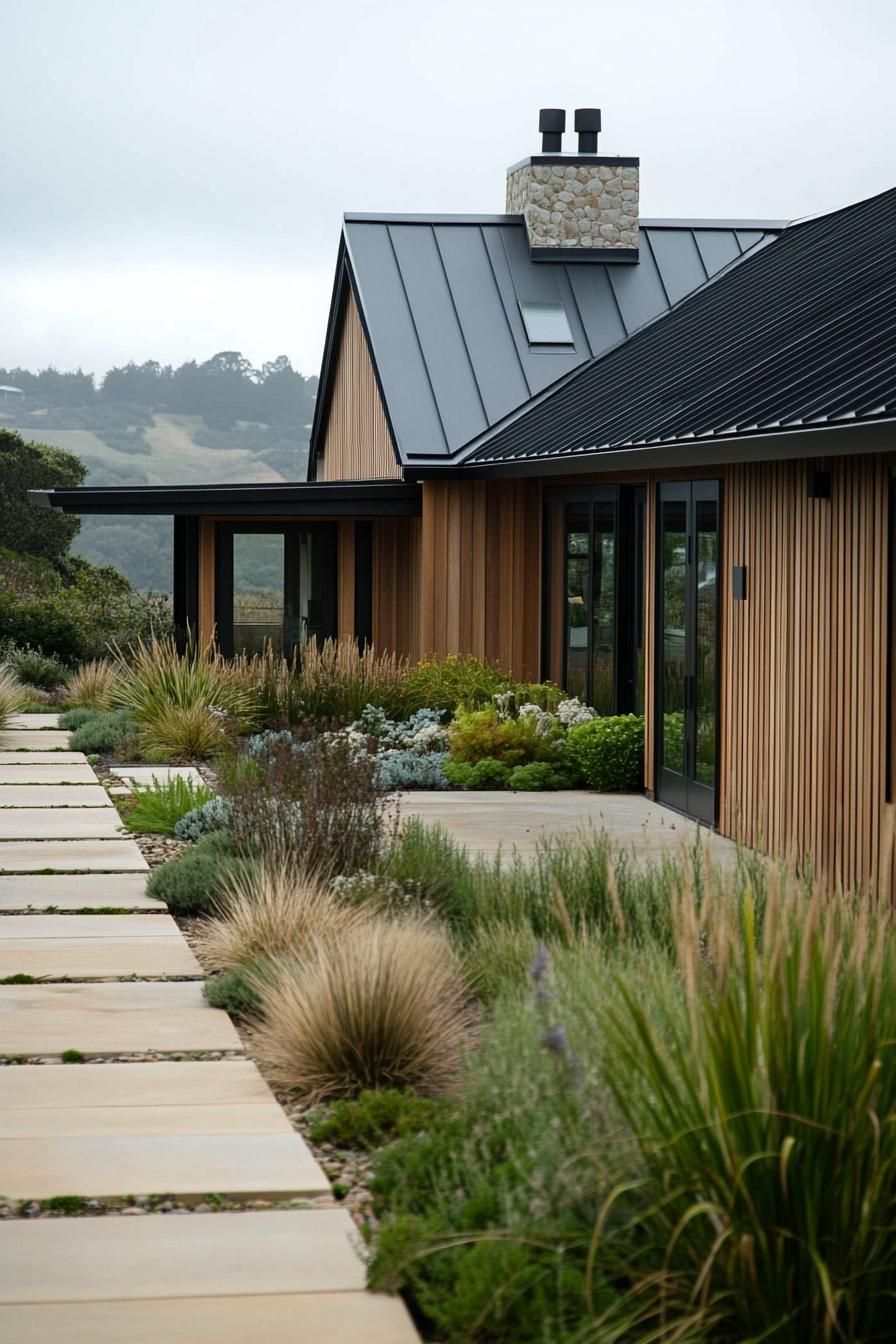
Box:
[506,108,639,261]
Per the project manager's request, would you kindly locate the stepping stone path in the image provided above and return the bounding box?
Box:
[0,715,417,1342]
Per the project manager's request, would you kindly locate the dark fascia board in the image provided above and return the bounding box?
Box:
[29,481,422,518]
[343,212,521,225]
[307,237,351,480]
[308,229,404,476]
[445,418,896,480]
[506,154,640,172]
[529,246,638,264]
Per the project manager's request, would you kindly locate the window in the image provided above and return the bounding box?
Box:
[519,300,574,347]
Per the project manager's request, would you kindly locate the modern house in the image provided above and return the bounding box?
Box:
[35,109,896,893]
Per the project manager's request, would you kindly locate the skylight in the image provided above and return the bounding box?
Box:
[518,300,574,347]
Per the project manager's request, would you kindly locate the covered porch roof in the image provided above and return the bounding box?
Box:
[29,480,421,517]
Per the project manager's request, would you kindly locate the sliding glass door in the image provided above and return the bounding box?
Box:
[655,481,720,823]
[544,485,645,714]
[215,523,337,658]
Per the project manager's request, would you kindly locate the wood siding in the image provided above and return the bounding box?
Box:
[717,454,894,894]
[318,291,401,482]
[420,480,541,680]
[373,517,421,659]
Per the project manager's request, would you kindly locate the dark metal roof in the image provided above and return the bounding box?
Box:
[309,215,783,473]
[31,480,421,517]
[464,187,896,467]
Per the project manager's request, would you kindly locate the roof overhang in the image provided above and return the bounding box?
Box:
[448,419,896,480]
[29,480,422,517]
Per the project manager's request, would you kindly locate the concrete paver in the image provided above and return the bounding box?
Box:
[0,933,200,979]
[0,764,98,784]
[0,1060,278,1109]
[0,809,123,839]
[0,732,72,751]
[0,981,243,1055]
[0,874,159,909]
[0,1209,366,1301]
[0,1292,420,1344]
[400,788,738,863]
[0,840,148,872]
[0,752,87,764]
[5,716,61,730]
[0,1104,290,1139]
[0,1132,330,1200]
[0,785,112,808]
[110,765,205,787]
[0,914,182,939]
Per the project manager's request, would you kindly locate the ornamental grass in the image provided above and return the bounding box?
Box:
[0,667,25,730]
[194,859,367,971]
[586,874,896,1342]
[112,635,261,730]
[251,917,472,1102]
[63,658,121,710]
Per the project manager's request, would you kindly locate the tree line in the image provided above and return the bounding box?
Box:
[0,352,317,431]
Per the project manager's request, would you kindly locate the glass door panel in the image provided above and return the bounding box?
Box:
[232,532,285,656]
[565,507,590,701]
[216,524,337,659]
[655,482,719,823]
[591,504,616,715]
[694,499,719,788]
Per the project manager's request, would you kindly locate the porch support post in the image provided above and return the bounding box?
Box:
[172,516,200,650]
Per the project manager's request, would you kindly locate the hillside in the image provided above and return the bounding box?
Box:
[0,353,316,593]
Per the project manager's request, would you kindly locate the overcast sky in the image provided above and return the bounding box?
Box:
[2,0,893,381]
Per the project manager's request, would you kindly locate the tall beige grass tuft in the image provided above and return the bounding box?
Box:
[194,861,366,971]
[251,917,472,1101]
[0,667,25,731]
[63,659,121,710]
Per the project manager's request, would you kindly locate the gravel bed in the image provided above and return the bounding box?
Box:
[0,1193,336,1220]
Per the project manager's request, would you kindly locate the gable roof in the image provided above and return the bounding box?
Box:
[308,214,785,476]
[462,187,896,468]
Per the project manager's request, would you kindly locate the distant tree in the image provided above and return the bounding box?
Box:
[0,428,86,560]
[101,360,173,407]
[257,355,316,427]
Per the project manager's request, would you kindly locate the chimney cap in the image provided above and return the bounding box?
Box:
[574,108,601,132]
[538,108,566,133]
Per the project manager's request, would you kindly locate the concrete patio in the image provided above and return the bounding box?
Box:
[399,788,739,863]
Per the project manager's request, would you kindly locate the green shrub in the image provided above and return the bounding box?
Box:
[146,831,255,917]
[58,706,99,731]
[448,706,567,771]
[442,759,473,789]
[566,713,644,790]
[4,646,66,689]
[67,708,137,755]
[507,761,566,791]
[309,1088,445,1150]
[404,654,513,715]
[203,963,264,1017]
[124,777,214,836]
[465,757,511,789]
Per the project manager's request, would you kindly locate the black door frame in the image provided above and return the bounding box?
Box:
[654,480,721,825]
[542,483,645,713]
[214,522,338,659]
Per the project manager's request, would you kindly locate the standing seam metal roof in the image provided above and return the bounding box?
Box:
[337,215,783,465]
[461,186,896,466]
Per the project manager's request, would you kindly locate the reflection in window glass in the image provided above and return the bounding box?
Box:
[566,524,589,700]
[233,533,284,656]
[661,502,687,774]
[591,514,615,715]
[694,500,718,786]
[519,300,574,346]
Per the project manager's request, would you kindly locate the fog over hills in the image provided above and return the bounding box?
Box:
[0,355,316,592]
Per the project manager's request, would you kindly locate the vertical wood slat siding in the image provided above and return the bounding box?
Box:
[373,517,421,659]
[719,455,894,894]
[420,480,541,681]
[318,291,402,482]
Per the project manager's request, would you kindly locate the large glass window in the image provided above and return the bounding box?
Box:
[233,533,285,656]
[548,486,644,713]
